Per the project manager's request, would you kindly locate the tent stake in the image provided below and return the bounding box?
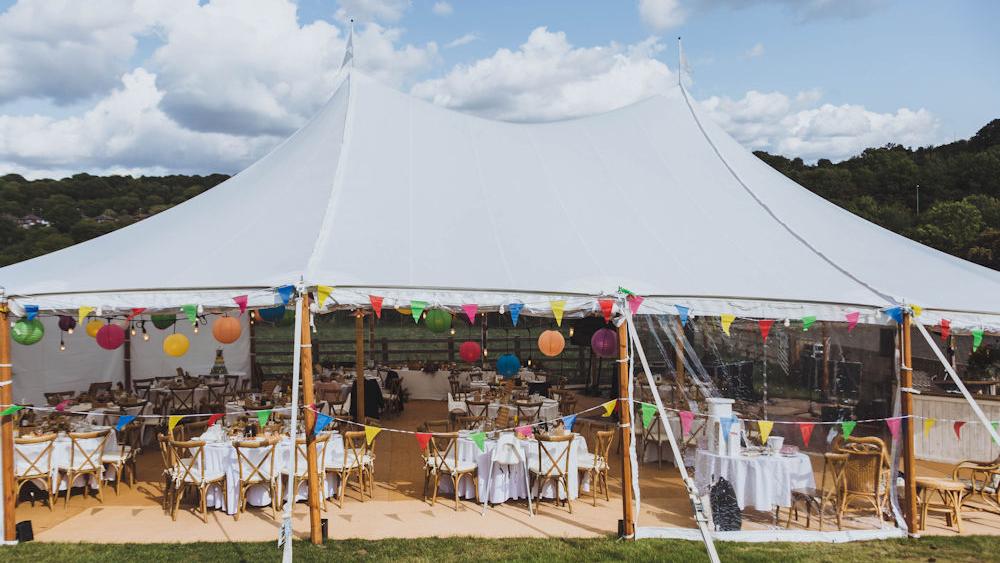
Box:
[0,302,14,542]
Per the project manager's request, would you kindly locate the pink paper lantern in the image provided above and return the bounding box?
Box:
[590,327,618,358]
[459,341,481,363]
[96,323,126,350]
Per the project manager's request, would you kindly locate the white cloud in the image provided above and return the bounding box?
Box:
[445,33,479,49]
[743,42,765,59]
[697,0,887,21]
[638,0,686,30]
[335,0,411,23]
[432,2,453,16]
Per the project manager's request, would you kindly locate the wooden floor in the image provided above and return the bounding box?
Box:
[14,398,1000,542]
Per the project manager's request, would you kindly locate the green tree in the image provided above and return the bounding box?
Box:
[914,201,983,254]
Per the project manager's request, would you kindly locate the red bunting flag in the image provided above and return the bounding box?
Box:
[415,432,431,451]
[758,319,774,343]
[233,295,248,315]
[369,295,384,319]
[886,417,901,442]
[679,410,694,436]
[627,294,644,315]
[598,299,615,322]
[846,311,860,333]
[940,319,951,341]
[954,420,966,439]
[462,304,478,324]
[798,421,815,446]
[127,307,146,321]
[207,413,225,427]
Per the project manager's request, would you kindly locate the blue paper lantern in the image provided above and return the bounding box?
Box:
[256,306,286,323]
[496,354,521,378]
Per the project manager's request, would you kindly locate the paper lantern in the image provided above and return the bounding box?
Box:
[212,316,242,344]
[459,341,481,363]
[86,319,104,338]
[591,328,618,358]
[12,319,44,345]
[58,315,77,332]
[96,324,126,350]
[256,306,286,323]
[496,354,521,378]
[151,314,176,330]
[163,333,190,357]
[537,330,566,357]
[425,309,452,333]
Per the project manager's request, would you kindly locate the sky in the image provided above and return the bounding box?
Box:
[0,0,996,179]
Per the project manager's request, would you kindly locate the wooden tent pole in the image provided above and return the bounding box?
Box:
[617,322,635,538]
[355,311,365,422]
[675,317,685,408]
[0,303,15,542]
[901,312,918,533]
[299,293,322,545]
[123,330,132,392]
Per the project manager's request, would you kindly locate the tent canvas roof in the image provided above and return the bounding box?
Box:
[2,70,999,328]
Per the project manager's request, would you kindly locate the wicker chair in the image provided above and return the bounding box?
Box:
[836,436,891,527]
[952,454,1000,511]
[784,452,848,530]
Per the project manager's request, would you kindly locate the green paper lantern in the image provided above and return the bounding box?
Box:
[12,319,44,345]
[151,314,176,330]
[425,309,452,333]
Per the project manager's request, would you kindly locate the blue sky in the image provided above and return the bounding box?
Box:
[0,0,995,178]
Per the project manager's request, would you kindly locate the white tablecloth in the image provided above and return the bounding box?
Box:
[694,449,815,511]
[437,432,590,503]
[16,428,120,491]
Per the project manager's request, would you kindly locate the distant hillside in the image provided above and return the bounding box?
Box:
[1,119,999,270]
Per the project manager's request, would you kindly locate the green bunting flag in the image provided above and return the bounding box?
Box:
[257,409,272,428]
[410,301,427,323]
[641,403,656,429]
[973,329,984,352]
[802,316,816,332]
[182,304,198,324]
[841,420,857,440]
[0,404,24,417]
[470,431,486,452]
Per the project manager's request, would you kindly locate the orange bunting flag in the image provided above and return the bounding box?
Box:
[798,422,815,446]
[720,314,735,336]
[757,420,774,444]
[415,432,431,451]
[758,319,774,343]
[364,425,382,445]
[550,300,566,327]
[923,418,936,438]
[601,400,617,417]
[598,299,614,322]
[954,421,966,440]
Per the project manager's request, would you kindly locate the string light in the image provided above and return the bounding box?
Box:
[450,327,456,335]
[569,327,574,337]
[192,322,199,334]
[59,335,66,351]
[130,324,137,337]
[67,327,74,335]
[142,322,149,341]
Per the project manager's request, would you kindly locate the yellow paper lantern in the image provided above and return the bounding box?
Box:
[86,319,104,338]
[212,316,242,344]
[163,333,190,357]
[538,330,566,357]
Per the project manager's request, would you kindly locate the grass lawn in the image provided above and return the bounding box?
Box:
[5,536,1000,562]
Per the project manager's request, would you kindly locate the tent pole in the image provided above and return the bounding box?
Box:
[675,318,685,408]
[900,312,918,534]
[617,322,635,538]
[300,293,322,545]
[355,311,365,422]
[123,330,132,392]
[0,302,15,542]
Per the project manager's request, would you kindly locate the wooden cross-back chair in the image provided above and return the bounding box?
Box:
[63,429,111,507]
[224,375,241,399]
[205,382,228,407]
[44,391,75,406]
[423,419,451,434]
[281,433,330,512]
[328,430,369,508]
[168,386,198,415]
[558,393,577,416]
[88,381,113,397]
[529,434,575,514]
[234,437,280,520]
[426,432,478,510]
[515,401,544,425]
[14,433,58,509]
[132,378,154,401]
[156,433,176,513]
[465,399,490,419]
[261,379,279,396]
[578,429,614,506]
[103,417,142,495]
[168,438,228,522]
[455,415,484,431]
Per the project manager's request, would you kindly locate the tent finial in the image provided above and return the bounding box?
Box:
[676,36,685,88]
[341,18,355,71]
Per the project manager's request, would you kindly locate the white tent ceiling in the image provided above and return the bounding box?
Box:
[2,70,999,328]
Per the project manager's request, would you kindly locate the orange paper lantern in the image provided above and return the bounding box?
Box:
[212,316,242,344]
[537,330,566,357]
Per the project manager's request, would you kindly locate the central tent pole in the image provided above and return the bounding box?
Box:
[0,302,14,543]
[675,317,685,408]
[900,312,918,533]
[355,311,365,422]
[617,322,635,538]
[299,293,322,545]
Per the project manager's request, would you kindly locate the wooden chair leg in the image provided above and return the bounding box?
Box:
[454,474,460,511]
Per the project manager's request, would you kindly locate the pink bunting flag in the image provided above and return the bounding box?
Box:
[679,410,694,437]
[415,432,431,451]
[127,307,146,321]
[940,319,951,341]
[462,304,478,324]
[369,295,384,319]
[598,299,615,323]
[846,311,860,333]
[627,294,644,315]
[886,417,901,442]
[954,421,966,439]
[233,295,248,316]
[55,399,70,412]
[516,425,533,437]
[758,319,774,343]
[798,422,815,446]
[207,413,225,427]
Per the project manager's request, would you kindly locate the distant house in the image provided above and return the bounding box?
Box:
[94,214,116,224]
[17,214,50,229]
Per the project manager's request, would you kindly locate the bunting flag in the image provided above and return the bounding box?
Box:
[365,425,382,445]
[316,285,334,307]
[276,285,295,305]
[846,311,860,333]
[256,409,272,428]
[720,415,739,442]
[758,420,774,444]
[884,306,904,324]
[617,286,635,296]
[675,305,690,326]
[720,314,735,336]
[954,421,966,439]
[233,295,248,315]
[912,305,923,317]
[127,307,146,321]
[206,413,225,427]
[79,306,95,325]
[940,319,951,341]
[508,303,523,326]
[314,413,333,435]
[470,431,486,452]
[0,404,24,416]
[562,414,577,432]
[923,418,936,439]
[182,304,198,324]
[24,305,38,321]
[516,425,533,437]
[679,411,694,436]
[758,319,774,343]
[886,417,901,442]
[410,300,427,323]
[598,299,615,322]
[601,399,617,417]
[841,420,857,440]
[973,329,984,352]
[798,422,815,446]
[415,432,432,451]
[369,295,384,319]
[55,399,70,412]
[462,304,478,324]
[550,300,566,327]
[627,294,644,315]
[168,415,185,434]
[641,403,656,429]
[802,316,817,332]
[115,415,136,431]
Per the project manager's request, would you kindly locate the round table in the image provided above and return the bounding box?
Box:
[694,449,815,511]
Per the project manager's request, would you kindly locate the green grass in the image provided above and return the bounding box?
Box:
[5,536,1000,562]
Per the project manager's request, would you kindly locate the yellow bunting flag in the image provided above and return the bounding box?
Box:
[601,399,617,417]
[78,306,95,325]
[758,420,774,445]
[550,300,566,327]
[364,425,382,445]
[720,314,735,336]
[923,418,936,439]
[316,285,334,307]
[912,305,923,317]
[168,415,185,434]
